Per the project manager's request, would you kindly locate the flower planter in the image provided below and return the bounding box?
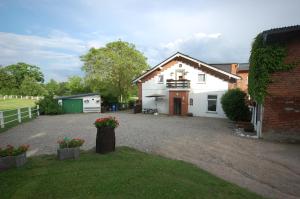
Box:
[96,127,115,154]
[0,153,27,170]
[57,147,80,160]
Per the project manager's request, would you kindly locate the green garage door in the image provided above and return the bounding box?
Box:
[62,99,83,113]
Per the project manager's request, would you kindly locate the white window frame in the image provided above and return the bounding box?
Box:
[198,73,206,83]
[158,75,164,83]
[207,95,217,113]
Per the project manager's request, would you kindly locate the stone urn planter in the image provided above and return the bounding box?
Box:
[96,127,116,154]
[57,137,85,160]
[0,153,27,170]
[0,144,29,170]
[94,116,119,154]
[57,147,80,160]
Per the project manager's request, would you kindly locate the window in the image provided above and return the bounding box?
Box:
[198,74,206,83]
[179,63,182,68]
[207,95,217,112]
[158,75,164,83]
[190,98,193,106]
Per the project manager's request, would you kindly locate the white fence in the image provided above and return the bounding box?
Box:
[0,106,39,129]
[0,95,43,100]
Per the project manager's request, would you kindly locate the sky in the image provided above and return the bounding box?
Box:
[0,0,299,82]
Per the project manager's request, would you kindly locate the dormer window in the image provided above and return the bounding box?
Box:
[158,75,164,83]
[198,74,206,83]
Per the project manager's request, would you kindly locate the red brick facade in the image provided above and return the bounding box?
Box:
[262,37,300,140]
[168,91,189,115]
[228,64,249,93]
[236,71,248,93]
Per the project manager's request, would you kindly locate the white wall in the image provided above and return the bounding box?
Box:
[71,95,101,113]
[142,61,228,118]
[82,95,101,113]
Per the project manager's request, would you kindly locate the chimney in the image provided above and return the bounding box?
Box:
[231,64,238,75]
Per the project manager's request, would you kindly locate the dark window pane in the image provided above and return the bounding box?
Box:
[208,95,217,100]
[198,74,205,82]
[208,100,217,112]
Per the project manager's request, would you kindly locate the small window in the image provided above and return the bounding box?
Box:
[190,98,193,106]
[84,99,89,103]
[179,64,182,68]
[198,74,206,83]
[158,75,164,83]
[207,95,217,112]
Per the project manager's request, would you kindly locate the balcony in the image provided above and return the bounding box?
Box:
[166,79,190,89]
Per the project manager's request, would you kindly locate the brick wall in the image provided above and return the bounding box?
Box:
[262,37,300,141]
[236,71,248,93]
[169,91,189,115]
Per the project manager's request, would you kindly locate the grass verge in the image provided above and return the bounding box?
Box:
[0,147,264,199]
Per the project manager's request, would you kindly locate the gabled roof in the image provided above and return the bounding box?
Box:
[55,93,100,100]
[133,52,241,83]
[209,63,232,73]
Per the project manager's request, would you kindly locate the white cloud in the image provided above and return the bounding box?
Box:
[0,31,98,81]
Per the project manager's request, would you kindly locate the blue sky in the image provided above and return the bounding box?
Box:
[0,0,299,81]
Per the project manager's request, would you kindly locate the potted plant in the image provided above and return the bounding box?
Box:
[57,137,85,160]
[94,116,119,154]
[0,144,29,170]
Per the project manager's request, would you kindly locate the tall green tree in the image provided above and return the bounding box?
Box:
[67,76,91,94]
[20,76,47,96]
[0,63,44,95]
[5,62,44,86]
[45,79,60,95]
[81,40,149,102]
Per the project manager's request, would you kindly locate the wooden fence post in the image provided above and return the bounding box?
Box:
[28,107,32,118]
[0,111,4,128]
[37,105,40,116]
[17,109,21,123]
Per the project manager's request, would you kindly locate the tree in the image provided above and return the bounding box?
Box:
[67,76,91,94]
[45,79,60,95]
[20,76,47,96]
[0,63,44,95]
[221,89,250,121]
[5,62,44,85]
[0,67,18,95]
[81,40,149,102]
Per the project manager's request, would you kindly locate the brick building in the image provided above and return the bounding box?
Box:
[211,63,249,93]
[252,25,300,142]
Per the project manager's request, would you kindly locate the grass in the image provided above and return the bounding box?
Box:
[0,99,38,133]
[0,147,264,199]
[0,99,36,111]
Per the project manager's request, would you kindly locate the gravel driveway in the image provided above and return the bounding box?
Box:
[0,112,299,199]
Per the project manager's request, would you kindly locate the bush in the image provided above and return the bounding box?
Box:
[221,89,250,121]
[37,95,62,115]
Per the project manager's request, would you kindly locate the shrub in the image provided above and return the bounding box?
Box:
[221,89,250,121]
[37,95,62,115]
[0,144,30,157]
[57,137,85,149]
[94,116,119,128]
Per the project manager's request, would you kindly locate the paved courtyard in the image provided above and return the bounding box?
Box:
[0,112,299,199]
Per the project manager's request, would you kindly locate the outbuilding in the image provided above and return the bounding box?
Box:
[56,93,101,113]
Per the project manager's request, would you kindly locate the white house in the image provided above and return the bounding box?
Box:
[56,93,101,113]
[133,52,242,118]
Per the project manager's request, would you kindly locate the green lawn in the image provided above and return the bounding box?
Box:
[0,99,37,111]
[0,147,264,199]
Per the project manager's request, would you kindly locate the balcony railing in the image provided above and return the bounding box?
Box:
[166,79,190,89]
